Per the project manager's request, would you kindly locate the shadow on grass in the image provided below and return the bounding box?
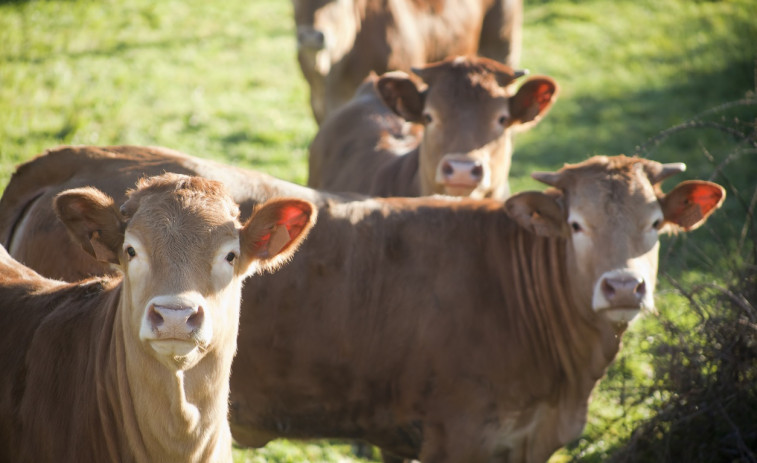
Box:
[512,57,756,177]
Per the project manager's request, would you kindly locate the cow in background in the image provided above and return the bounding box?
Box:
[0,147,725,462]
[0,173,316,463]
[293,0,523,123]
[308,56,558,199]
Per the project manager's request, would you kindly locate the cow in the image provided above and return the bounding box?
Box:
[0,146,725,462]
[293,0,523,124]
[0,172,316,463]
[308,56,558,199]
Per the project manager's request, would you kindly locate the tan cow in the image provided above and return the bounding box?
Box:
[293,0,523,123]
[0,146,724,462]
[308,56,558,199]
[0,173,316,463]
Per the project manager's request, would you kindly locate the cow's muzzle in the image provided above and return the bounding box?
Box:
[435,154,490,197]
[297,26,325,50]
[140,293,213,358]
[592,269,651,323]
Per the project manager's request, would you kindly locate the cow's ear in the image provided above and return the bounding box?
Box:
[505,191,568,237]
[661,180,725,232]
[54,187,124,264]
[376,72,426,122]
[239,199,317,275]
[509,77,558,131]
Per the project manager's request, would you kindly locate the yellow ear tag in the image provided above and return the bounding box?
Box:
[267,225,291,256]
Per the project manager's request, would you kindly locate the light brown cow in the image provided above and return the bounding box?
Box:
[0,146,725,462]
[308,56,558,199]
[293,0,523,123]
[0,173,316,463]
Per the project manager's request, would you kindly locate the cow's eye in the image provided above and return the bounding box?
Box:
[652,219,662,230]
[571,222,582,233]
[423,113,433,124]
[125,246,137,259]
[225,252,237,265]
[498,114,508,126]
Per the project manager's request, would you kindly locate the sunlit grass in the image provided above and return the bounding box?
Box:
[1,0,755,461]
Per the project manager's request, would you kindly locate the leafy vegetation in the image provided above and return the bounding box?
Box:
[1,0,755,461]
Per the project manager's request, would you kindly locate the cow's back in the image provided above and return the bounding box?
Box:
[0,145,322,281]
[298,0,522,123]
[228,198,565,458]
[307,79,423,196]
[0,254,121,462]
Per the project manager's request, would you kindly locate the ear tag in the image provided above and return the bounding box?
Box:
[268,225,292,256]
[90,231,117,263]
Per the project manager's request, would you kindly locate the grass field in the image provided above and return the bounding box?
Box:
[1,0,756,461]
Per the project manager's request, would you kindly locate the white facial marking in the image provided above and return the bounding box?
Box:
[567,210,592,267]
[212,239,241,290]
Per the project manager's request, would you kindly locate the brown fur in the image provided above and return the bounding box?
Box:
[0,171,316,463]
[293,0,523,124]
[308,56,558,199]
[0,147,724,462]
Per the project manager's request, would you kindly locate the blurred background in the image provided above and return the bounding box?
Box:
[1,0,755,461]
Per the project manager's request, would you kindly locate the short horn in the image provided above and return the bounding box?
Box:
[532,171,562,187]
[651,162,686,184]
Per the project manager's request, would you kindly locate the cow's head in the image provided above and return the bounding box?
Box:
[505,155,725,324]
[377,56,558,199]
[54,174,316,370]
[292,0,358,123]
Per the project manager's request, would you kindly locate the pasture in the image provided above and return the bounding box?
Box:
[1,0,755,461]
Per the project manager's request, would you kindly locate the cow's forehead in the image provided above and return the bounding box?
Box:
[425,64,508,99]
[561,157,661,219]
[123,175,241,256]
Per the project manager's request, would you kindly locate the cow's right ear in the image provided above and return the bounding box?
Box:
[505,191,568,237]
[54,187,124,264]
[660,180,725,232]
[376,71,426,122]
[239,199,317,275]
[509,77,558,131]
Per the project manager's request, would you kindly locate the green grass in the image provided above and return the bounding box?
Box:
[1,0,756,461]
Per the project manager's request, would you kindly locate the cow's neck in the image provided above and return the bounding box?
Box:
[485,226,624,455]
[498,227,622,398]
[101,293,233,462]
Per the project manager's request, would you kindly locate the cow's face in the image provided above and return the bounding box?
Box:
[293,0,357,123]
[506,156,725,324]
[377,56,558,199]
[54,174,316,370]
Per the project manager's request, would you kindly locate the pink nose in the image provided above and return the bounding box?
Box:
[297,27,325,49]
[149,304,204,339]
[440,159,484,187]
[601,275,646,308]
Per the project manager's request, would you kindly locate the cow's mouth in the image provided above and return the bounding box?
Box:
[442,184,478,197]
[149,339,200,358]
[595,307,641,324]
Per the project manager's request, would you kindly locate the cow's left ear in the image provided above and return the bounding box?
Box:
[54,187,124,264]
[376,71,426,123]
[509,77,558,131]
[505,190,568,237]
[239,198,317,275]
[661,180,725,232]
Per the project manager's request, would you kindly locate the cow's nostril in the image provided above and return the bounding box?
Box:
[148,306,164,328]
[635,280,646,297]
[187,306,204,330]
[471,164,483,180]
[442,162,454,177]
[601,279,615,299]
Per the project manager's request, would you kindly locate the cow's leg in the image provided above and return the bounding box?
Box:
[478,0,523,68]
[418,421,494,463]
[380,448,410,463]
